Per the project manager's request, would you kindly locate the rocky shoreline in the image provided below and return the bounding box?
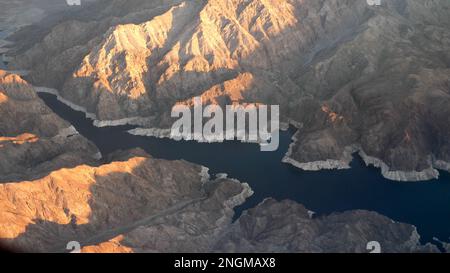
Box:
[283,134,449,182]
[128,127,172,139]
[34,86,149,127]
[35,86,279,145]
[358,150,440,182]
[282,131,355,171]
[33,87,450,183]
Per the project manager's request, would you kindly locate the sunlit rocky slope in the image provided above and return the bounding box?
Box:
[10,0,450,181]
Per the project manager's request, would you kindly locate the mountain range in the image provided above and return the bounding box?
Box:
[9,0,450,181]
[1,0,450,253]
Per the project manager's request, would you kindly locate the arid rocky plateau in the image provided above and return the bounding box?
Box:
[0,0,449,253]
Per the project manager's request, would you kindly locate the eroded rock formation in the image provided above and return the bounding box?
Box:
[0,70,99,182]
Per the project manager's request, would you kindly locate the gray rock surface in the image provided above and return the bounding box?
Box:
[0,70,99,182]
[214,198,438,253]
[80,195,438,253]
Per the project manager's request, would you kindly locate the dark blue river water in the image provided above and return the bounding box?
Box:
[38,92,450,244]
